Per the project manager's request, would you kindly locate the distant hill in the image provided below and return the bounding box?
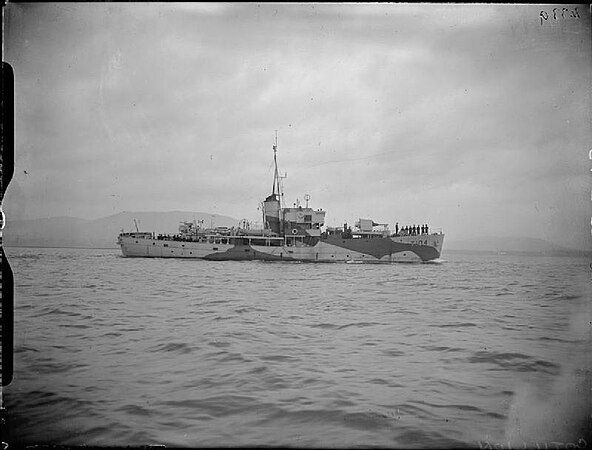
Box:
[3,211,238,249]
[445,236,590,256]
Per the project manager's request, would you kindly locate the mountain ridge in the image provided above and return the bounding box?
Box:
[3,211,239,249]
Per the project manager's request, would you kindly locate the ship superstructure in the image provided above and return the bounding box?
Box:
[118,137,444,262]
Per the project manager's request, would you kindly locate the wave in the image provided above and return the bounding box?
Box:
[435,322,478,328]
[467,351,561,375]
[150,342,195,354]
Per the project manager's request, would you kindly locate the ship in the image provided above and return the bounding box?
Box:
[117,137,444,263]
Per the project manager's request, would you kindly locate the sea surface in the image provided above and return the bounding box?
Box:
[4,247,591,448]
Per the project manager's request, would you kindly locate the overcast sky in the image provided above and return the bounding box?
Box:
[4,3,591,248]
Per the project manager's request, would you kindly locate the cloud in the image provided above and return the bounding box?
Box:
[3,3,590,248]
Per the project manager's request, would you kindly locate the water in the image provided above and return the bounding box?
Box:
[4,247,591,447]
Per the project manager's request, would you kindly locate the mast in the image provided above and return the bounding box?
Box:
[271,130,288,208]
[263,131,286,235]
[272,130,281,197]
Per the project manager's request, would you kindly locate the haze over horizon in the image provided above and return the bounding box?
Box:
[4,3,591,249]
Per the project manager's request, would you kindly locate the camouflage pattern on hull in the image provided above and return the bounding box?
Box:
[323,235,441,261]
[119,233,444,263]
[202,245,298,262]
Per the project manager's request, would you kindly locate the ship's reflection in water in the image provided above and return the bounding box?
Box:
[5,247,591,447]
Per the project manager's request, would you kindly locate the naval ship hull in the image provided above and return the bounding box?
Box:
[118,233,444,263]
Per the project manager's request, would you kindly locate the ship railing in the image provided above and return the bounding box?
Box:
[390,228,443,237]
[151,233,287,246]
[120,232,153,239]
[204,233,283,239]
[200,234,286,247]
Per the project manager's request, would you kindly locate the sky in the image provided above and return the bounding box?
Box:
[3,3,591,248]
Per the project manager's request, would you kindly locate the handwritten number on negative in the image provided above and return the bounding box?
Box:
[541,7,579,25]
